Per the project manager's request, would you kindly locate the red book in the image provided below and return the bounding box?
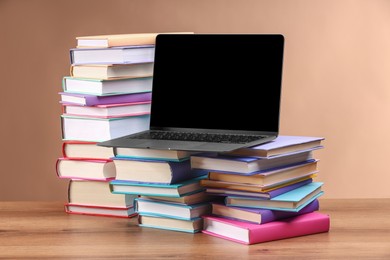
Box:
[202,212,330,245]
[62,141,114,160]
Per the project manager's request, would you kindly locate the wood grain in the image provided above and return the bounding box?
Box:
[0,199,389,259]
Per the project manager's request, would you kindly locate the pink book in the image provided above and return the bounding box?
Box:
[202,212,330,245]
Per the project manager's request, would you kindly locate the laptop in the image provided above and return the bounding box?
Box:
[99,34,284,152]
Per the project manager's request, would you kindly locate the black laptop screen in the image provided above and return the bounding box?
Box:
[150,34,284,132]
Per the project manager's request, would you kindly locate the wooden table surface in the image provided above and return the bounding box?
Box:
[1,199,389,259]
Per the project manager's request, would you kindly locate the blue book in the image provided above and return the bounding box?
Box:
[110,176,206,197]
[113,157,206,184]
[225,182,324,212]
[135,198,211,220]
[138,215,203,233]
[191,150,314,174]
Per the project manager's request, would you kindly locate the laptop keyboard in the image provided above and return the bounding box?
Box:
[131,131,267,144]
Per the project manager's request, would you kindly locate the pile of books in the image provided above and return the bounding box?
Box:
[109,148,214,233]
[56,33,161,217]
[191,136,330,244]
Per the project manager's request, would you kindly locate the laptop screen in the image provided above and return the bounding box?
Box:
[150,34,284,133]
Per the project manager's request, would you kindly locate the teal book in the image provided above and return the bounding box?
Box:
[225,182,324,212]
[135,198,211,220]
[110,176,206,197]
[138,215,203,233]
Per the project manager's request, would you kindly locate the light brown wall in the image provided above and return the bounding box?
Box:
[1,0,389,200]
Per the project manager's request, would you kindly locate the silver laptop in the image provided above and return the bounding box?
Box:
[99,34,284,152]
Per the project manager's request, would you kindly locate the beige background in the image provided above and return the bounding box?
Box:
[1,0,389,200]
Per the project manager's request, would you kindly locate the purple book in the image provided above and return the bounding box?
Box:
[206,178,313,199]
[59,92,152,106]
[211,199,319,224]
[113,157,207,184]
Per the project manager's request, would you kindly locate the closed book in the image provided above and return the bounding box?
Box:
[56,158,115,181]
[61,114,150,142]
[68,180,136,208]
[191,151,314,174]
[140,190,214,206]
[113,157,205,184]
[114,147,197,162]
[70,45,155,65]
[110,176,206,197]
[65,204,136,218]
[138,215,203,233]
[59,92,152,106]
[225,182,324,212]
[202,212,330,245]
[63,101,151,119]
[211,199,319,224]
[225,136,324,158]
[136,198,211,220]
[207,160,318,186]
[70,63,154,80]
[205,178,313,199]
[63,76,153,96]
[76,32,193,48]
[201,174,315,193]
[62,141,114,159]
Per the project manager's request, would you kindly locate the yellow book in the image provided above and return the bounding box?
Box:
[76,32,194,48]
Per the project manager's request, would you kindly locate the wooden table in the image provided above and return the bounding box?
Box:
[1,199,389,259]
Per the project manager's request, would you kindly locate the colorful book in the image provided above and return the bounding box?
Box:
[65,204,136,218]
[76,32,193,48]
[59,92,152,106]
[114,147,197,162]
[56,158,115,181]
[205,178,313,199]
[136,198,211,220]
[62,76,153,96]
[63,101,151,119]
[68,179,136,208]
[61,114,150,142]
[138,215,203,233]
[225,182,324,212]
[201,174,315,193]
[140,190,215,206]
[211,199,319,224]
[113,157,206,184]
[70,45,155,65]
[225,135,324,158]
[62,141,114,159]
[202,212,330,245]
[110,176,206,197]
[70,63,154,80]
[191,151,314,174]
[207,160,318,186]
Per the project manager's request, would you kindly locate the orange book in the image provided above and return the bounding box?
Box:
[76,32,194,48]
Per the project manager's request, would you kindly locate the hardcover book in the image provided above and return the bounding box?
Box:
[62,141,114,159]
[59,92,152,106]
[61,114,150,142]
[202,212,330,244]
[136,198,211,220]
[70,63,154,80]
[56,158,115,181]
[110,176,206,197]
[70,45,155,65]
[138,214,203,233]
[211,199,319,224]
[191,151,314,174]
[65,204,136,218]
[225,182,324,212]
[225,136,324,158]
[62,76,153,96]
[113,157,206,184]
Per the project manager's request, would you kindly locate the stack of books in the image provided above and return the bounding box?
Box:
[191,136,331,244]
[109,148,213,233]
[56,33,164,217]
